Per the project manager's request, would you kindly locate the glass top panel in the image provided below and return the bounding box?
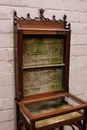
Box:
[23,67,64,96]
[25,96,83,116]
[23,35,65,67]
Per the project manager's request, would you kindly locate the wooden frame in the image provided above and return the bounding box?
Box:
[14,9,87,130]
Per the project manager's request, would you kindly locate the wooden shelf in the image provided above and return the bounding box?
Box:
[23,63,65,70]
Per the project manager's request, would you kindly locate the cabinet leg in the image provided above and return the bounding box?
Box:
[59,126,64,130]
[17,119,23,130]
[83,120,87,130]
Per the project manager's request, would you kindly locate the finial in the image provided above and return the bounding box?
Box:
[27,13,32,20]
[63,14,67,29]
[39,8,45,20]
[14,10,17,17]
[14,10,18,25]
[63,14,67,22]
[53,15,56,21]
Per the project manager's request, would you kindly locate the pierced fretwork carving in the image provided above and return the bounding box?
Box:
[66,122,83,130]
[18,119,23,130]
[14,8,70,29]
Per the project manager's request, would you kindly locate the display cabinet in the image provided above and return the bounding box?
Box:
[14,9,87,130]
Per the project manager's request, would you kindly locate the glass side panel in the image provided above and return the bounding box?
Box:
[23,67,64,96]
[23,35,65,67]
[25,96,83,117]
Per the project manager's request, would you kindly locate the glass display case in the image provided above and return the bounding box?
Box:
[14,9,87,130]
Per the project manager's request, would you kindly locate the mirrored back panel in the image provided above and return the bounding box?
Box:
[23,35,66,96]
[23,35,65,67]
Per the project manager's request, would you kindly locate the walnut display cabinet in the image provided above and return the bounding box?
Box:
[14,9,87,130]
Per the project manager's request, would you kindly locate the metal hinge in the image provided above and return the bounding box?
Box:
[18,92,21,96]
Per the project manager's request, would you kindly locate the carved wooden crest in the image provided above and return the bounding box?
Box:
[14,8,70,29]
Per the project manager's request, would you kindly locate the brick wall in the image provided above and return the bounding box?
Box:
[0,0,87,130]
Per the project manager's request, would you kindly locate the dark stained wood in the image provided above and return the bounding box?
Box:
[17,30,23,101]
[22,92,68,103]
[32,104,86,121]
[22,29,69,35]
[17,20,65,30]
[14,9,87,130]
[14,8,70,29]
[69,93,87,104]
[16,101,33,120]
[64,31,71,93]
[14,9,71,101]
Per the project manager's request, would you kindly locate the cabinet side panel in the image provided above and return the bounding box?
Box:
[14,26,19,99]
